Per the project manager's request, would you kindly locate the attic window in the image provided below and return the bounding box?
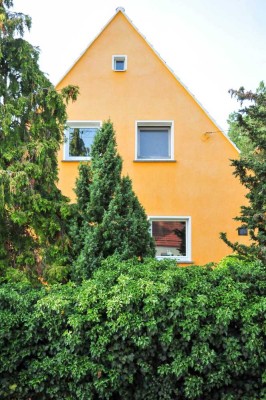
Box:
[112,55,127,71]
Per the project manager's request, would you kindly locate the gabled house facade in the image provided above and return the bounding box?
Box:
[56,7,248,265]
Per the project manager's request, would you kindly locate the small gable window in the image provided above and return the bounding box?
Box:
[112,55,127,71]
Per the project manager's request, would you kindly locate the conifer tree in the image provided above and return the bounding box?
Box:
[68,163,92,261]
[221,82,266,263]
[0,0,79,279]
[71,121,155,281]
[101,176,155,260]
[88,120,122,222]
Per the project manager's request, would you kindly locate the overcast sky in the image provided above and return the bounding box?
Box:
[13,0,266,131]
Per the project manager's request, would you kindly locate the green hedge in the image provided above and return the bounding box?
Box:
[0,257,266,399]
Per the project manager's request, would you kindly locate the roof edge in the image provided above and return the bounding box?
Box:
[55,8,124,88]
[120,11,239,153]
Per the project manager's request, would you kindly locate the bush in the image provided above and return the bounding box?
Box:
[0,257,265,399]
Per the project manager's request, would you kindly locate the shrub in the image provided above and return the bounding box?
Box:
[0,257,265,399]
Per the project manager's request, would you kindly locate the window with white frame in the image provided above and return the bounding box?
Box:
[112,55,127,71]
[136,121,173,160]
[64,121,101,161]
[149,217,191,261]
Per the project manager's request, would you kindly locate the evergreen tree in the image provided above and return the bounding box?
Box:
[101,176,155,260]
[0,0,79,280]
[71,121,123,280]
[68,163,92,261]
[88,120,122,222]
[71,121,155,281]
[221,82,266,263]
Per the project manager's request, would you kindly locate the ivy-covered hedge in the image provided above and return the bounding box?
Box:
[0,257,266,399]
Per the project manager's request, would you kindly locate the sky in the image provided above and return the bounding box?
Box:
[13,0,266,131]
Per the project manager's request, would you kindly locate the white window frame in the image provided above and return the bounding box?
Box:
[112,55,127,71]
[135,121,174,161]
[149,216,192,262]
[63,121,101,161]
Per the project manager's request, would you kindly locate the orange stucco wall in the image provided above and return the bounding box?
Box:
[56,11,248,265]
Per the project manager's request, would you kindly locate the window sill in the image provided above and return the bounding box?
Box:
[134,159,177,163]
[156,257,193,263]
[61,159,91,162]
[177,261,194,264]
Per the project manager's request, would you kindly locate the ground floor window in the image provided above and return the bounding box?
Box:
[149,217,191,261]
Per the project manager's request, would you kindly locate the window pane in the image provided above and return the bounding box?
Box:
[115,60,125,70]
[138,128,170,159]
[152,220,186,256]
[69,127,97,157]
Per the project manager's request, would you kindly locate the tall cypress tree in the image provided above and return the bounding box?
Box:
[0,0,79,280]
[101,176,155,260]
[71,121,123,280]
[88,120,122,222]
[71,121,155,281]
[68,163,92,262]
[221,82,266,263]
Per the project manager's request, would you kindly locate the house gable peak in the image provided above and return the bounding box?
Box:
[56,8,237,151]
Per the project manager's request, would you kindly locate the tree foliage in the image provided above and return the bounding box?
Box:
[221,82,266,263]
[227,112,254,153]
[0,257,265,399]
[68,163,92,263]
[0,1,79,280]
[101,176,155,260]
[70,121,155,281]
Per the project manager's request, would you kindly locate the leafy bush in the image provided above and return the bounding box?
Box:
[0,257,265,399]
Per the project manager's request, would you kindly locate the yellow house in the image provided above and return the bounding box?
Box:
[56,7,247,265]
